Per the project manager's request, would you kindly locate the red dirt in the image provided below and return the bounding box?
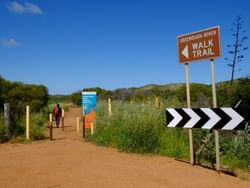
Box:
[0,107,249,188]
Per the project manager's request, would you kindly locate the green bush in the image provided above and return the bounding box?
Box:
[89,101,164,153]
[220,133,250,170]
[0,77,49,139]
[30,114,46,140]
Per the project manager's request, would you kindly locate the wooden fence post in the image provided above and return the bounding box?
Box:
[155,97,159,109]
[108,98,112,117]
[76,116,80,132]
[91,122,94,135]
[26,105,30,140]
[62,109,64,131]
[49,113,53,140]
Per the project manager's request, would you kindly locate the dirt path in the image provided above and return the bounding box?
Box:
[0,107,249,188]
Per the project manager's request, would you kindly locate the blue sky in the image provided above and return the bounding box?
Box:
[0,0,249,94]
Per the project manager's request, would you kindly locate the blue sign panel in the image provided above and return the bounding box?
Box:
[82,91,97,128]
[82,91,97,114]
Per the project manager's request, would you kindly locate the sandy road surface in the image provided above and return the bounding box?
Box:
[0,107,249,188]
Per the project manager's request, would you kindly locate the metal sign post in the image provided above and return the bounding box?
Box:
[185,63,194,165]
[175,26,222,168]
[210,59,220,172]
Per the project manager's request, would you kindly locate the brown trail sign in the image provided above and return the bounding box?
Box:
[176,26,222,171]
[177,26,221,64]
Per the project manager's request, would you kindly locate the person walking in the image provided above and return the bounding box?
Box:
[53,104,62,128]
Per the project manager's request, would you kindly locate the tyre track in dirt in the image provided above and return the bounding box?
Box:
[0,107,249,188]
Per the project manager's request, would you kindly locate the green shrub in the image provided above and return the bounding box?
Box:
[117,118,161,153]
[30,114,46,140]
[89,101,164,153]
[0,77,49,138]
[220,133,250,170]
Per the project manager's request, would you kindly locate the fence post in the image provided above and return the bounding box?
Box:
[62,109,64,131]
[155,97,159,109]
[82,108,85,138]
[76,116,80,132]
[49,113,53,140]
[26,105,30,140]
[4,103,11,137]
[108,98,112,117]
[91,122,94,135]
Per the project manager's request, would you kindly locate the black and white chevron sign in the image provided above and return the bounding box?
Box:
[166,108,246,130]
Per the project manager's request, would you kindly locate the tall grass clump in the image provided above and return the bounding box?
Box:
[6,112,47,142]
[89,101,165,153]
[29,113,47,140]
[89,100,189,158]
[159,129,189,160]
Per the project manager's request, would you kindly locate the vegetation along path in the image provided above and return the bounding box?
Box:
[0,107,249,188]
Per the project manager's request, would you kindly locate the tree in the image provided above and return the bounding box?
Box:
[232,76,250,121]
[71,91,81,106]
[225,16,248,85]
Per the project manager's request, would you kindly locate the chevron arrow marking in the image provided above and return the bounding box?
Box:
[183,108,200,128]
[212,108,232,129]
[221,108,244,130]
[200,108,220,129]
[166,108,246,130]
[167,109,182,127]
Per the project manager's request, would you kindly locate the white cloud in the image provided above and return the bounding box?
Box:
[7,1,43,14]
[0,38,19,47]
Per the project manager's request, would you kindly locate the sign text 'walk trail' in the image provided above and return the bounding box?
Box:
[177,26,221,64]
